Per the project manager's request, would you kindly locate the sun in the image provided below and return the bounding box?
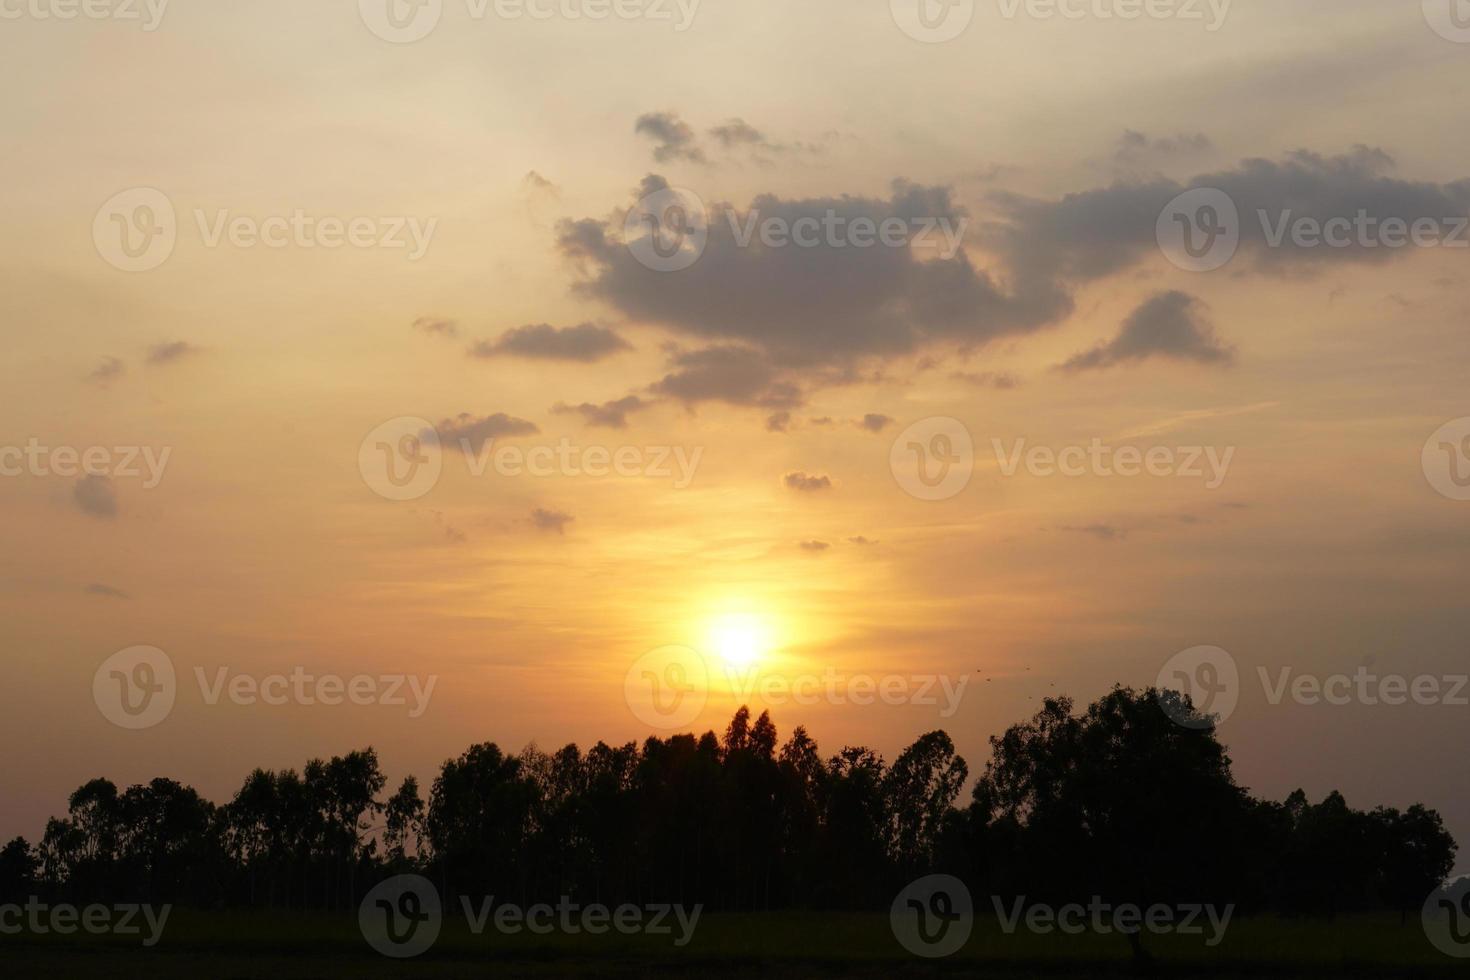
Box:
[706,612,773,670]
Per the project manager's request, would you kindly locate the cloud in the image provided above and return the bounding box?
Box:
[146,340,202,365]
[552,395,649,429]
[765,411,792,433]
[784,472,832,492]
[649,346,802,409]
[85,583,129,599]
[1063,291,1234,372]
[470,323,632,362]
[987,146,1470,282]
[530,507,574,534]
[413,316,460,339]
[952,370,1021,389]
[1062,524,1126,541]
[708,118,767,150]
[73,475,117,519]
[433,413,540,453]
[1107,129,1214,176]
[559,177,1068,371]
[848,535,877,546]
[86,357,125,386]
[857,413,894,433]
[634,112,706,164]
[799,540,830,552]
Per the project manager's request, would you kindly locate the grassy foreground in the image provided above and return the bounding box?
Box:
[1,909,1462,978]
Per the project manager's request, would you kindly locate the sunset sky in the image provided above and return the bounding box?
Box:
[2,1,1468,870]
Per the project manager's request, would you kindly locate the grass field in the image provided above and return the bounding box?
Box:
[2,909,1465,979]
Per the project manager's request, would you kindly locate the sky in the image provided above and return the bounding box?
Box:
[1,0,1468,871]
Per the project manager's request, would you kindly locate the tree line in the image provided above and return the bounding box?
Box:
[1,688,1456,922]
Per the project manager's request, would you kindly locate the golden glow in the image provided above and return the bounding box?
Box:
[706,611,775,670]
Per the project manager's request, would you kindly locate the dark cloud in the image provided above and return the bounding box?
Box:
[765,411,792,433]
[988,146,1470,281]
[709,118,767,150]
[530,507,574,535]
[1109,129,1214,175]
[634,112,706,164]
[86,357,125,386]
[470,323,632,362]
[146,341,202,365]
[857,413,894,433]
[784,472,832,492]
[74,475,117,519]
[433,413,540,453]
[1062,291,1234,371]
[799,540,830,553]
[413,316,460,339]
[559,177,1067,370]
[552,395,649,429]
[649,346,802,409]
[85,583,129,599]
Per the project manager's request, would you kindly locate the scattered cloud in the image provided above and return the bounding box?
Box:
[784,472,832,492]
[765,411,792,433]
[1062,524,1126,541]
[848,535,877,546]
[146,340,202,365]
[434,412,540,453]
[649,346,802,409]
[857,413,894,433]
[1062,291,1234,371]
[85,583,129,599]
[634,111,706,164]
[552,395,649,429]
[952,370,1021,390]
[413,316,460,339]
[86,357,125,386]
[799,539,830,552]
[73,475,118,519]
[530,507,575,535]
[470,323,632,362]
